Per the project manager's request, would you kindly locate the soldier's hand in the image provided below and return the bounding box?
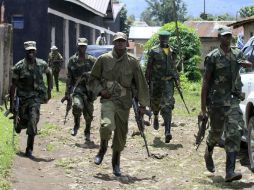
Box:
[139,105,146,116]
[100,89,111,99]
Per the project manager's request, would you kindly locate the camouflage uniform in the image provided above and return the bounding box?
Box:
[89,32,149,176]
[11,41,52,156]
[205,46,244,153]
[145,32,178,142]
[65,42,96,139]
[48,46,63,92]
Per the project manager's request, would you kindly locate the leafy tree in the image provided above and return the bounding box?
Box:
[141,0,187,26]
[199,13,235,21]
[119,5,130,35]
[144,22,202,81]
[239,5,254,18]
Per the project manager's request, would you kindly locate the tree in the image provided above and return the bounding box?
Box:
[239,5,254,18]
[144,22,202,81]
[119,5,130,35]
[141,0,187,26]
[200,13,235,21]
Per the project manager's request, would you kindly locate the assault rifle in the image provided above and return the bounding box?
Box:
[173,78,190,114]
[61,96,72,125]
[132,97,152,157]
[3,94,20,146]
[194,114,209,150]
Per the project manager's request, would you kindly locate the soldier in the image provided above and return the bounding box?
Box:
[201,26,252,182]
[63,38,96,141]
[89,32,149,176]
[10,41,52,157]
[145,30,179,143]
[96,30,107,45]
[48,45,63,92]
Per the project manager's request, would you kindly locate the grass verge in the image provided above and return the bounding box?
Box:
[0,108,16,190]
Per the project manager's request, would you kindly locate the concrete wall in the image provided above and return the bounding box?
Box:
[0,24,12,105]
[243,22,254,43]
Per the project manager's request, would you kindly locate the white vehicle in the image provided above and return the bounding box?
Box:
[239,36,254,171]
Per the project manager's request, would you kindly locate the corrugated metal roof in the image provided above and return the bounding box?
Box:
[228,16,254,28]
[64,0,111,17]
[129,26,160,39]
[184,21,243,38]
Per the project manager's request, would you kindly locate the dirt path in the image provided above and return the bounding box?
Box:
[10,97,254,190]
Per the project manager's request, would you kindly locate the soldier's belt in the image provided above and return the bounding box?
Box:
[106,81,127,97]
[161,76,173,80]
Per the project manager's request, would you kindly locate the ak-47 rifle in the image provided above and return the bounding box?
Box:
[61,95,72,125]
[173,77,190,114]
[132,97,152,157]
[3,93,20,146]
[194,114,209,150]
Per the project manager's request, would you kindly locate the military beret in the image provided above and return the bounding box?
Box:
[218,27,232,36]
[113,32,127,42]
[24,41,36,50]
[159,30,170,36]
[77,38,88,46]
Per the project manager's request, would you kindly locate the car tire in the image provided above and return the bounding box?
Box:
[247,116,254,172]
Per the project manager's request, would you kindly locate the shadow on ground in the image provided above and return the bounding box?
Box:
[151,137,183,150]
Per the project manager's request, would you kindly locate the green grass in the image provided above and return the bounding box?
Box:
[46,143,55,151]
[0,107,16,190]
[51,79,65,98]
[38,122,59,137]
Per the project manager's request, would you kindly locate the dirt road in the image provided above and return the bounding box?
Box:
[10,97,254,190]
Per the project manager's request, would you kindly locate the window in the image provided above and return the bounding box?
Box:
[12,15,24,29]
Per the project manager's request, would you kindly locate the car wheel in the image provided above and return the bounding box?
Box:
[247,116,254,172]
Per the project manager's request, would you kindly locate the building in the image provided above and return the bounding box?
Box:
[128,26,160,58]
[184,21,243,66]
[228,16,254,43]
[1,0,124,68]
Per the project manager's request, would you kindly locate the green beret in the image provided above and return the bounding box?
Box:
[159,30,170,36]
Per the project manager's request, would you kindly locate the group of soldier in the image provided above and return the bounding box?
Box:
[9,26,253,181]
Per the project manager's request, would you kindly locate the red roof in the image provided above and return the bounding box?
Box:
[184,21,243,38]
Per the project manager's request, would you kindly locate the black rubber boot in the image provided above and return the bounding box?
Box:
[164,118,172,143]
[112,151,121,176]
[225,152,242,182]
[94,140,108,165]
[204,145,215,173]
[153,115,159,130]
[84,122,91,142]
[25,135,34,157]
[71,117,80,136]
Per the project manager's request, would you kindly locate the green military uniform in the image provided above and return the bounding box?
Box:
[48,46,63,92]
[145,31,178,142]
[89,32,149,176]
[11,41,52,157]
[205,46,244,152]
[65,38,96,139]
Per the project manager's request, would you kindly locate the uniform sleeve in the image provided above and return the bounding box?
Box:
[203,55,214,76]
[88,56,104,96]
[65,59,74,95]
[44,61,51,74]
[133,60,150,107]
[145,50,153,82]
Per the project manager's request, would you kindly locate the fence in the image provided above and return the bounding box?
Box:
[0,24,12,105]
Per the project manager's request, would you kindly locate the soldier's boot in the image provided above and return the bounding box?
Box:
[225,152,242,182]
[84,122,91,142]
[164,119,172,143]
[204,145,215,173]
[94,140,108,165]
[153,115,159,130]
[25,135,34,157]
[71,117,80,136]
[112,151,121,176]
[56,83,59,92]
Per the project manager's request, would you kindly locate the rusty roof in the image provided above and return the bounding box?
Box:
[184,21,243,38]
[228,16,254,28]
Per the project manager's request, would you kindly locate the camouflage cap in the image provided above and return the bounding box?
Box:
[77,38,88,46]
[113,32,127,42]
[24,41,36,50]
[218,26,232,36]
[50,45,58,50]
[159,30,170,36]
